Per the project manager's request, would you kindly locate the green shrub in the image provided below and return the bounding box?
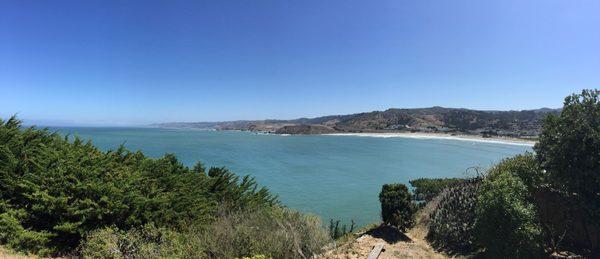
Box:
[427,178,481,253]
[475,170,543,258]
[0,117,277,255]
[80,224,197,259]
[0,210,54,256]
[535,89,600,219]
[409,178,464,202]
[379,183,415,231]
[534,89,600,256]
[201,207,329,258]
[79,227,122,259]
[487,153,543,193]
[80,207,329,259]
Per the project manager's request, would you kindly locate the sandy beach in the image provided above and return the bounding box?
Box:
[323,132,536,146]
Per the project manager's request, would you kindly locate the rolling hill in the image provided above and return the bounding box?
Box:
[155,107,560,137]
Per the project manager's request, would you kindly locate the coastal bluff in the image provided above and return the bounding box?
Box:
[156,106,559,138]
[275,124,336,134]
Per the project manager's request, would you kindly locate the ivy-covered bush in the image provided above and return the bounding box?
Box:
[379,183,415,231]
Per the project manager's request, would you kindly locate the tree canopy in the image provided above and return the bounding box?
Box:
[535,89,600,219]
[0,117,276,255]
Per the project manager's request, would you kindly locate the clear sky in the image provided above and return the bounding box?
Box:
[1,0,599,126]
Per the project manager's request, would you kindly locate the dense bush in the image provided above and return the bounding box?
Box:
[0,209,53,255]
[427,156,542,255]
[385,90,600,257]
[379,183,415,231]
[81,207,328,259]
[201,207,328,258]
[475,170,543,258]
[427,178,481,253]
[485,153,543,194]
[409,178,464,202]
[80,224,190,258]
[535,89,600,220]
[535,89,600,255]
[0,117,324,256]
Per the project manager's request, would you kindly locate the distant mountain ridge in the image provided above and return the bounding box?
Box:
[155,107,560,137]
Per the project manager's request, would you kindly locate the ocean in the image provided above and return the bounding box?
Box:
[52,127,532,227]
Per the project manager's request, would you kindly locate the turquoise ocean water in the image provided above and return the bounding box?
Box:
[53,127,531,227]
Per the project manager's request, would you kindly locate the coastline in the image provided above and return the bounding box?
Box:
[153,126,536,146]
[321,132,536,146]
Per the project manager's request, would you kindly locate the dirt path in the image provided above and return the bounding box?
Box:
[321,199,448,258]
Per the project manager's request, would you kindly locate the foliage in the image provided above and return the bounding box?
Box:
[0,117,277,255]
[535,89,600,220]
[475,170,544,258]
[426,156,543,256]
[81,223,201,259]
[0,209,53,255]
[379,183,415,231]
[242,255,268,259]
[200,207,328,258]
[427,178,481,254]
[328,219,355,240]
[486,153,543,194]
[409,178,464,202]
[81,207,329,259]
[534,89,600,256]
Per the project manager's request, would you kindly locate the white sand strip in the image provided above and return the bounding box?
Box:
[322,132,535,146]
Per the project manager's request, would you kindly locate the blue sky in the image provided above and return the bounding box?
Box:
[1,0,599,126]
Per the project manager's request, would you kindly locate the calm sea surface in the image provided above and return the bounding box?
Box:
[52,127,532,227]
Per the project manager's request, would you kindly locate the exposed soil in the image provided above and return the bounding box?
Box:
[321,198,451,259]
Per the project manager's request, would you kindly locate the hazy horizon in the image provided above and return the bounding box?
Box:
[2,0,599,126]
[10,105,563,127]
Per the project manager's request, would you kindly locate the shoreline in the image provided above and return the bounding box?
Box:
[154,127,536,146]
[321,132,536,146]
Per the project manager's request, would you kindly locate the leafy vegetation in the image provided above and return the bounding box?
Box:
[2,89,599,257]
[328,219,355,240]
[0,117,329,257]
[535,89,600,221]
[409,178,464,202]
[427,178,481,253]
[475,169,543,258]
[421,90,600,257]
[424,159,544,257]
[81,207,328,259]
[535,89,600,256]
[378,183,415,231]
[485,153,543,193]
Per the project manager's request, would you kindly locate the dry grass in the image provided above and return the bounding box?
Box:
[0,247,32,259]
[321,198,450,259]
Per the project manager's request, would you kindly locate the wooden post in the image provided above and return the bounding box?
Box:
[366,243,384,259]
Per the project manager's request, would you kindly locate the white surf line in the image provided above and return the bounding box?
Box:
[322,133,535,147]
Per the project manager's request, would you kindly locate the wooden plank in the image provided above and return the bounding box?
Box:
[366,243,384,259]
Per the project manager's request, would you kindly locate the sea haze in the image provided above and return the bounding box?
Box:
[52,127,532,226]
